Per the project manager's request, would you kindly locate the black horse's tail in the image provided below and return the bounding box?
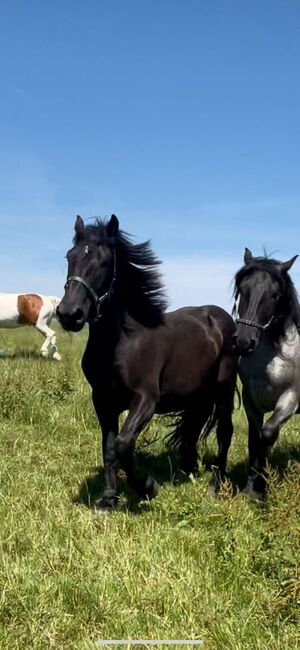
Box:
[166,382,239,452]
[166,398,218,451]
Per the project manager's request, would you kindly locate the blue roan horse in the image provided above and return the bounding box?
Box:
[233,248,300,498]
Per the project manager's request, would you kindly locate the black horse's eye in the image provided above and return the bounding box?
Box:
[272,292,279,300]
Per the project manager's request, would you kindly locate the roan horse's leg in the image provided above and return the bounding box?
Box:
[115,390,159,500]
[243,388,298,498]
[260,388,299,482]
[242,390,264,498]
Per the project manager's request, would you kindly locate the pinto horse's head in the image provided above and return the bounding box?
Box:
[57,214,118,331]
[232,248,298,356]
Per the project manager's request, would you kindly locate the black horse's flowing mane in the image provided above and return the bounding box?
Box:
[76,220,168,326]
[234,255,300,331]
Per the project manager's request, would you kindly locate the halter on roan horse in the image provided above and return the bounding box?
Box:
[0,293,62,360]
[57,214,237,513]
[233,248,300,499]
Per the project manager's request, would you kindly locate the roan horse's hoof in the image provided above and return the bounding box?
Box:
[93,497,118,515]
[208,480,221,496]
[241,482,265,502]
[207,465,223,496]
[144,477,159,500]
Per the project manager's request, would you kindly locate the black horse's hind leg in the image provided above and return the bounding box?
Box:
[115,391,159,500]
[209,354,236,494]
[176,402,214,476]
[209,407,234,494]
[92,389,119,513]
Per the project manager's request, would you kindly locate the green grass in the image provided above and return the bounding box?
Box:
[0,326,300,649]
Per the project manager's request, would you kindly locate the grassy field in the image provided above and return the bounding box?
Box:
[0,325,299,650]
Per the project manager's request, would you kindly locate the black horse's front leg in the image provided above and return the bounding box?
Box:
[115,391,159,500]
[92,389,119,513]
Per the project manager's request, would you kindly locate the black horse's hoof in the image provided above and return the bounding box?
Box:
[144,477,159,500]
[93,496,118,514]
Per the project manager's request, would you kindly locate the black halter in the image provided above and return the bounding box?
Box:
[65,250,116,322]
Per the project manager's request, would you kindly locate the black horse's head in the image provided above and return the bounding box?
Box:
[57,214,118,331]
[232,248,298,356]
[57,214,167,332]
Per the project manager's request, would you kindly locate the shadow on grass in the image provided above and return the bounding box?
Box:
[1,350,46,360]
[203,442,300,493]
[73,440,300,512]
[73,448,193,512]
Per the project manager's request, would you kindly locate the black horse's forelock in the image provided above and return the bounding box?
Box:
[75,219,168,326]
[234,256,300,331]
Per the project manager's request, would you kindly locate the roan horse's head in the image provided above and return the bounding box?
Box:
[232,248,298,356]
[57,214,118,331]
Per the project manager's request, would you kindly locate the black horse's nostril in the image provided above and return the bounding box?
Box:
[249,338,256,351]
[56,304,85,331]
[72,307,84,323]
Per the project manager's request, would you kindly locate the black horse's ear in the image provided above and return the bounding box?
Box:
[278,255,298,273]
[244,247,253,265]
[75,215,84,237]
[106,214,119,239]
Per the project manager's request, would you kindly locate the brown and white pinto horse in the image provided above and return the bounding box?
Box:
[0,293,62,360]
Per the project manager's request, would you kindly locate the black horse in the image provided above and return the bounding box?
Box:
[233,248,300,499]
[57,215,237,512]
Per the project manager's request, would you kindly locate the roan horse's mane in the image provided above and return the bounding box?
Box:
[74,219,168,327]
[234,255,300,333]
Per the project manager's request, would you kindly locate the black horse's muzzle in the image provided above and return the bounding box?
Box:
[56,302,86,332]
[232,315,274,356]
[232,330,258,356]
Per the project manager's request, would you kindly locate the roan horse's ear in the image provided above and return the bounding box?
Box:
[244,247,253,265]
[75,215,85,237]
[277,255,298,273]
[106,214,119,239]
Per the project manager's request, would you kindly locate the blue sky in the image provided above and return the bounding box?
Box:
[0,0,300,309]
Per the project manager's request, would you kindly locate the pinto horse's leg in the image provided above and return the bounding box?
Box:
[92,390,119,513]
[115,391,159,500]
[35,322,61,361]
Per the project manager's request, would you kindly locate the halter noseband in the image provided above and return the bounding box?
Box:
[235,316,274,331]
[65,250,116,322]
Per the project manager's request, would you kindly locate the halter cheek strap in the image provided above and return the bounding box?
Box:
[65,250,116,322]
